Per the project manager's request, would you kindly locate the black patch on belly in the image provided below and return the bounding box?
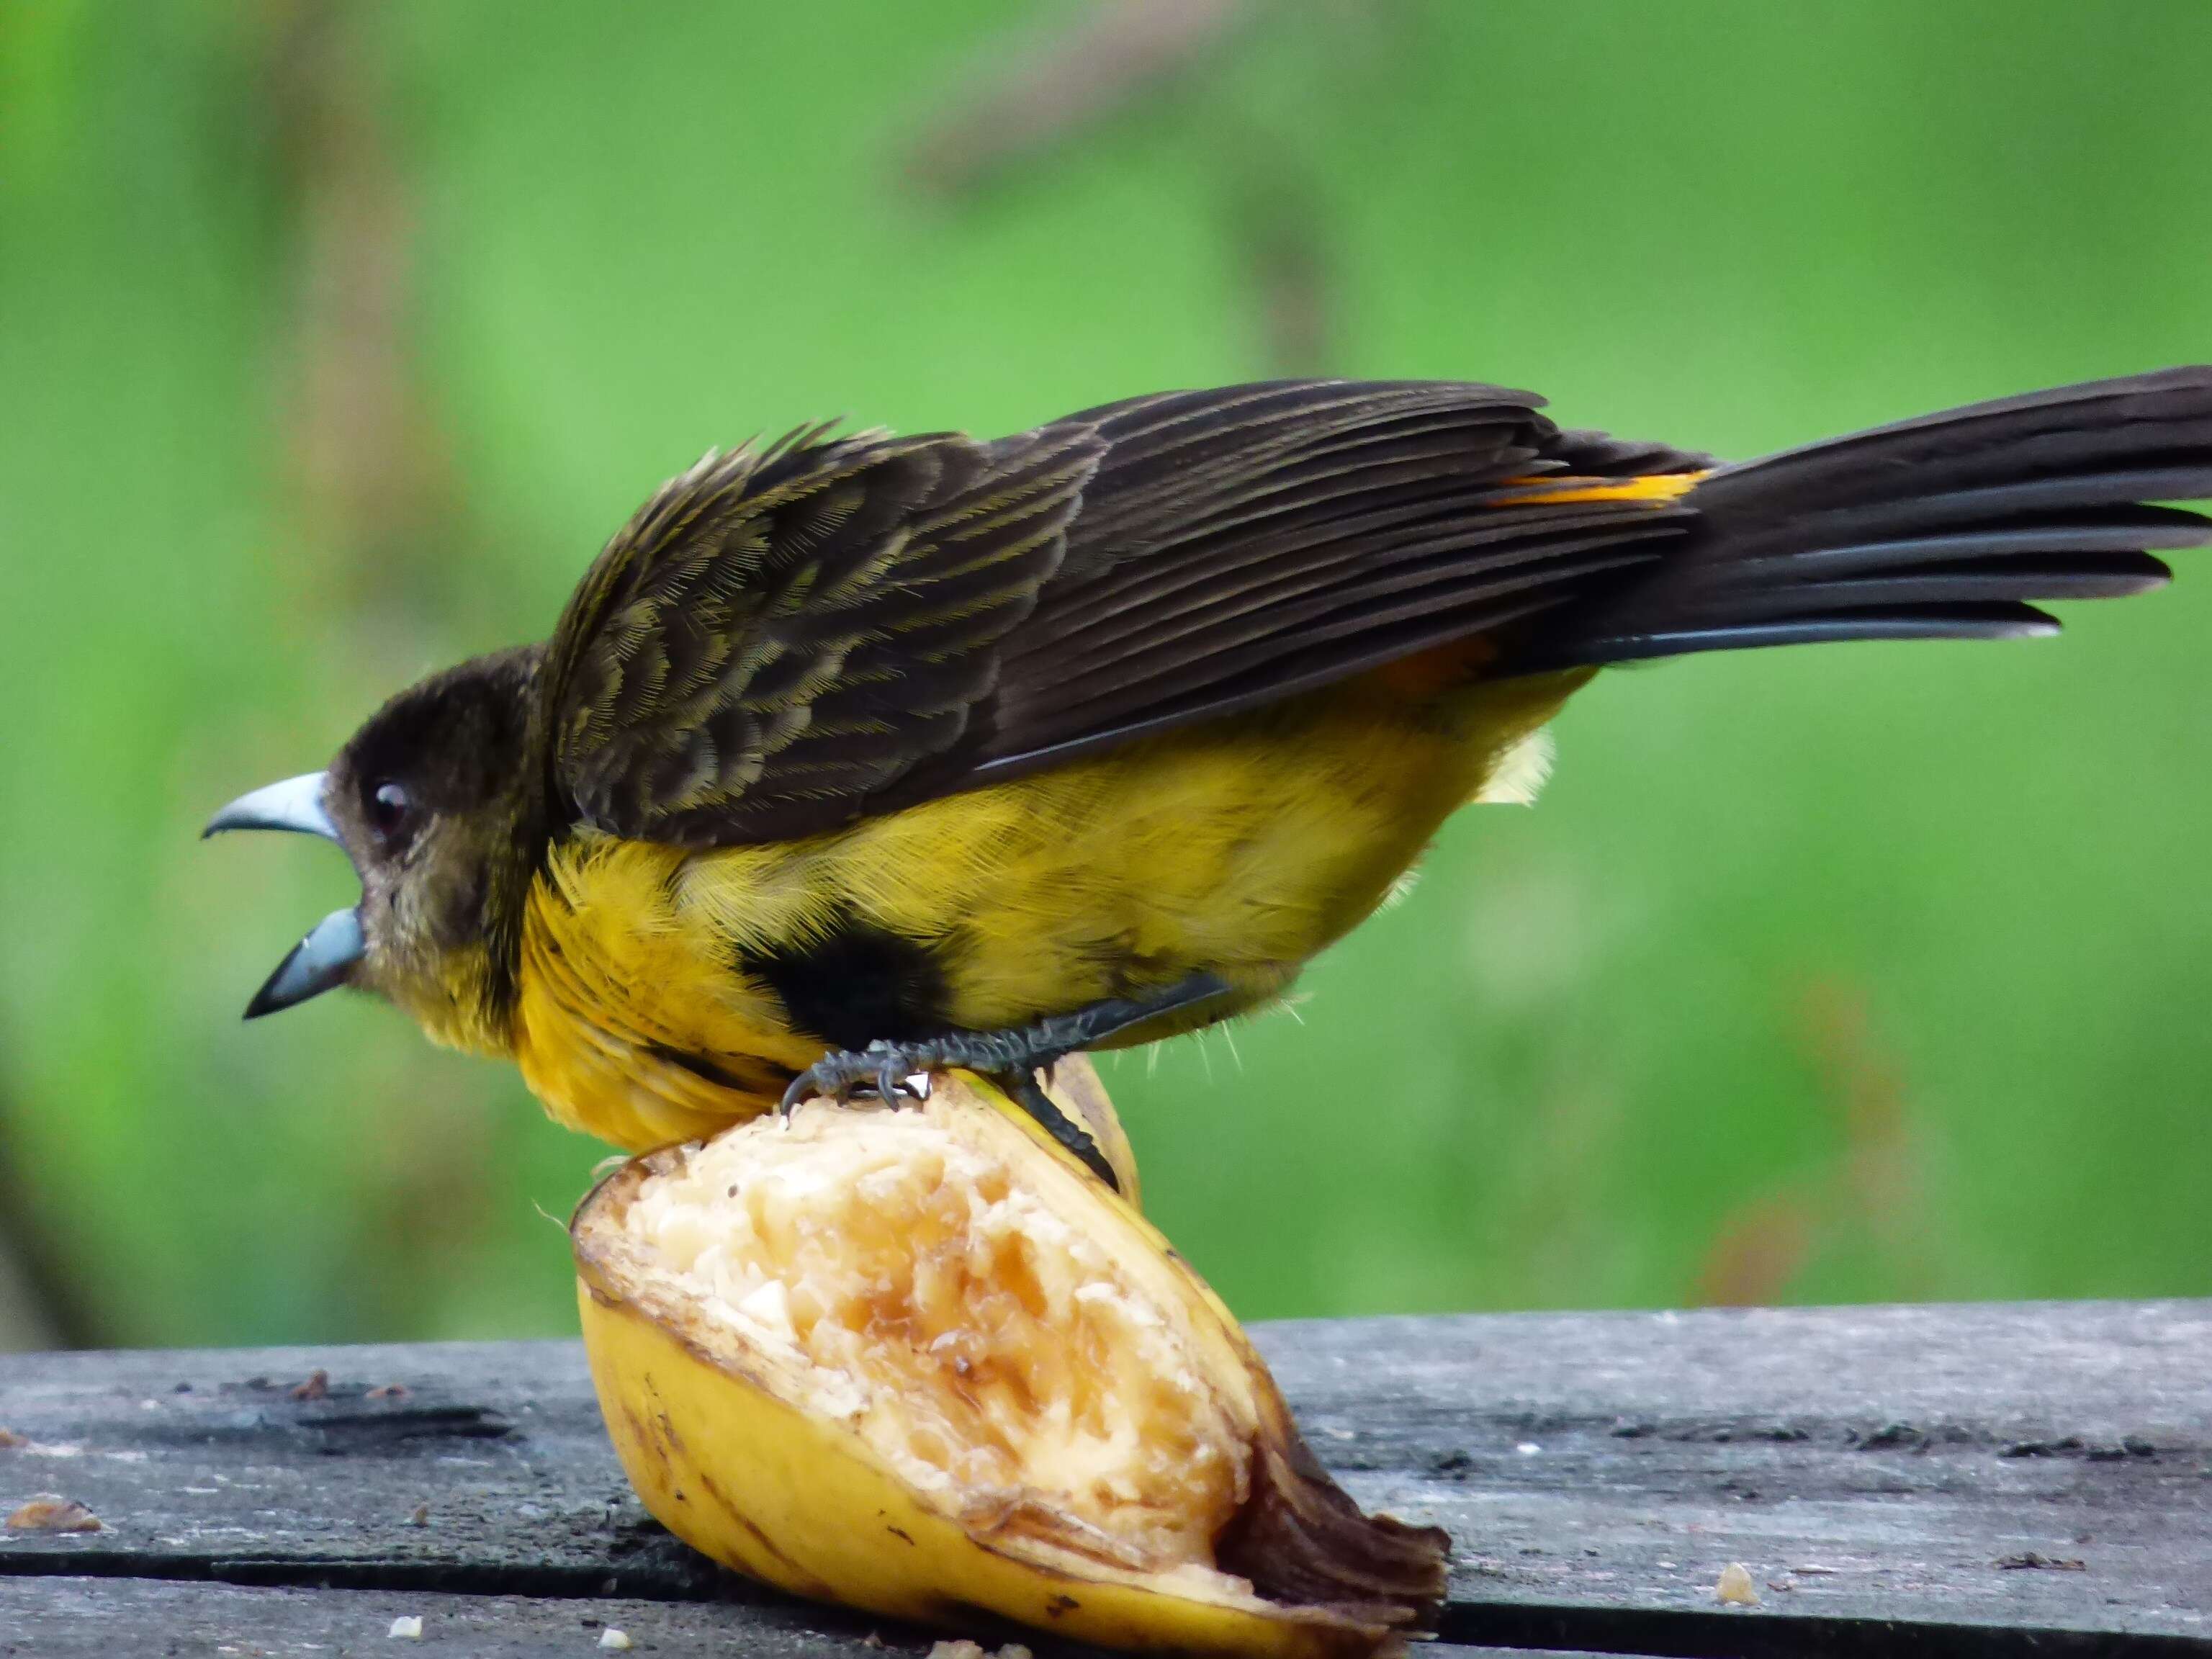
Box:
[736,912,950,1051]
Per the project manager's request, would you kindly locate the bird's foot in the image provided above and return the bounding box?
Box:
[780,1034,1114,1187]
[778,1038,941,1118]
[777,972,1236,1194]
[780,1023,1079,1118]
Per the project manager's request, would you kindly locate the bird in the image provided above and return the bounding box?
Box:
[207,369,2212,1186]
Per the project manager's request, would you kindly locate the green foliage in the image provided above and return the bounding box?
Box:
[1,0,2207,1345]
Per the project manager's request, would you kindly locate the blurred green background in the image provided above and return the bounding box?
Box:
[1,0,2208,1352]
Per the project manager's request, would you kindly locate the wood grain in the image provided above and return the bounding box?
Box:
[1,1303,2206,1655]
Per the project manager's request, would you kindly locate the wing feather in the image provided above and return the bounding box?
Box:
[544,426,1103,844]
[540,380,1709,844]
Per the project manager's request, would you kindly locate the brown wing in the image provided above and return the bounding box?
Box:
[543,423,1105,845]
[891,379,1709,797]
[544,381,1709,845]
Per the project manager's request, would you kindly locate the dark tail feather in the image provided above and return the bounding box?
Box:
[1518,367,2212,667]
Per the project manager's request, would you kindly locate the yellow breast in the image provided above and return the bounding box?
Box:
[511,835,817,1150]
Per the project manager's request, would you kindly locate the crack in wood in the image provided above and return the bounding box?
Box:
[4,1553,2206,1657]
[1445,1600,2212,1656]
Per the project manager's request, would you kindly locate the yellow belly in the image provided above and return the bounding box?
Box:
[513,669,1587,1151]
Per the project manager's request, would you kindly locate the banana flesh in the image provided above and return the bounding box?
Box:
[571,1065,1447,1657]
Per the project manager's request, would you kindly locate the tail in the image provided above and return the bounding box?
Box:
[1515,367,2212,667]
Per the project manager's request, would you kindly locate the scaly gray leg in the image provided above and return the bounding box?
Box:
[779,973,1234,1190]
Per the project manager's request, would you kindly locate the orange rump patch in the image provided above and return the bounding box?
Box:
[1493,470,1710,507]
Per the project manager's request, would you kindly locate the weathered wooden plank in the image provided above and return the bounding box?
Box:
[0,1575,877,1658]
[0,1339,716,1599]
[1,1303,2205,1654]
[1271,1300,2212,1650]
[0,1578,1603,1659]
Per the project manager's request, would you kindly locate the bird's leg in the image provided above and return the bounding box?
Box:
[1002,1070,1121,1189]
[780,973,1235,1190]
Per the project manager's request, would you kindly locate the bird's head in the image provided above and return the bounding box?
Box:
[205,645,545,1054]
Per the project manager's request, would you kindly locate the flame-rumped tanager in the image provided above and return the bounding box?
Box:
[207,370,2212,1184]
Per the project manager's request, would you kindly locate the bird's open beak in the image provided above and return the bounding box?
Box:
[243,907,365,1018]
[204,772,365,1017]
[202,771,341,842]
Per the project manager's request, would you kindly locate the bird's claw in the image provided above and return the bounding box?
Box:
[780,1040,938,1120]
[775,1037,1115,1191]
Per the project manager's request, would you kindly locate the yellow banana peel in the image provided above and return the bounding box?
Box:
[572,1062,1447,1657]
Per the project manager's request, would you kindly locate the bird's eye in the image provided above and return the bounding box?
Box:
[369,781,414,840]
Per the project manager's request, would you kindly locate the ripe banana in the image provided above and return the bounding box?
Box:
[572,1063,1447,1657]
